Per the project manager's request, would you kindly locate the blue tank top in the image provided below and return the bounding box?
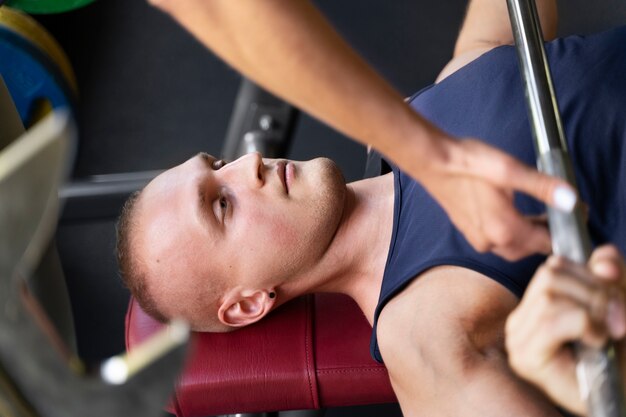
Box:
[371,25,626,363]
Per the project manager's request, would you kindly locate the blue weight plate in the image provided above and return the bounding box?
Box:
[0,27,76,127]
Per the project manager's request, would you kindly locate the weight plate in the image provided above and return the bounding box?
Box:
[5,0,95,15]
[0,7,77,126]
[0,7,77,90]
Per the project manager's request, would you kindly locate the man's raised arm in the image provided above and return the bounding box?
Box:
[148,0,575,260]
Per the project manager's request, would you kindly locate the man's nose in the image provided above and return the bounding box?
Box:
[223,152,264,188]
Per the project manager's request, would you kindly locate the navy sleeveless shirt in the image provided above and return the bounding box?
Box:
[371,26,626,363]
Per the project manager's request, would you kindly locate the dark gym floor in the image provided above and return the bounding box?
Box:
[32,0,626,416]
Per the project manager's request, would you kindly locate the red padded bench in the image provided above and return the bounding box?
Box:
[126,293,396,416]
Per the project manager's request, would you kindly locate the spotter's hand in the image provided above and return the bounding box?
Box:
[505,245,626,415]
[413,136,576,260]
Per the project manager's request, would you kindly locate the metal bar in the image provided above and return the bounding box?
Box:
[505,1,626,415]
[506,0,566,155]
[507,0,591,262]
[58,171,162,222]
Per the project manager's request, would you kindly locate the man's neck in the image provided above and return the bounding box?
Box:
[280,172,395,324]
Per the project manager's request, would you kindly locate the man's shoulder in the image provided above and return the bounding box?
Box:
[376,265,518,365]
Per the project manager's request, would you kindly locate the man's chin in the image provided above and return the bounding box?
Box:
[308,156,347,238]
[311,157,346,198]
[311,156,346,184]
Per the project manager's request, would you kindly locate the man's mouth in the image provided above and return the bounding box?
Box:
[277,161,288,194]
[285,162,294,194]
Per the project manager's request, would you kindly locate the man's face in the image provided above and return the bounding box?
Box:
[134,152,346,323]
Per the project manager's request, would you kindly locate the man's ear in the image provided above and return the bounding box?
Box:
[217,289,276,328]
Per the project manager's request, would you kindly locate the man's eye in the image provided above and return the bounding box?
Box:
[213,192,229,223]
[213,159,228,170]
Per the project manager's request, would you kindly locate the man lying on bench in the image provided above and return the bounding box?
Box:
[116,1,626,415]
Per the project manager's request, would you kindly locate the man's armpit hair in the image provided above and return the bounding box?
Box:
[116,190,169,324]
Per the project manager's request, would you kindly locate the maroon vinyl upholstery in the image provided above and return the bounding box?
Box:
[126,293,396,416]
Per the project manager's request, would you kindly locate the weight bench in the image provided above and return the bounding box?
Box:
[126,293,396,416]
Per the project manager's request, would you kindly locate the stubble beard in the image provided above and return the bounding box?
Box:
[282,158,347,278]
